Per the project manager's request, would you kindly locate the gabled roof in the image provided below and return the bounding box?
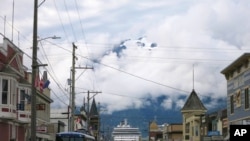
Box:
[89,98,98,117]
[181,89,207,112]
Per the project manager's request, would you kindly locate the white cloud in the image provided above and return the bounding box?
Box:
[161,98,173,110]
[0,0,249,113]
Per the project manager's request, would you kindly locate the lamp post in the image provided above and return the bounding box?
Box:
[30,34,60,140]
[31,0,60,140]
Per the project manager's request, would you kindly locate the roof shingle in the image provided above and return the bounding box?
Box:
[181,89,207,111]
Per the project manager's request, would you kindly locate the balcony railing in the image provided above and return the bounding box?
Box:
[0,104,16,119]
[17,110,31,123]
[17,103,31,123]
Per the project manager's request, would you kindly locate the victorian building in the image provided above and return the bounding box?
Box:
[0,36,53,140]
[181,89,207,141]
[221,53,250,140]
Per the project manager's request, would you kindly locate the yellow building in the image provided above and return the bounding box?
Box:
[163,123,183,141]
[181,89,207,141]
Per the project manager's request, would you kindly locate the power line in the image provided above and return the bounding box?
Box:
[63,0,77,42]
[42,41,227,97]
[38,41,69,99]
[53,0,70,43]
[72,0,98,91]
[51,89,68,106]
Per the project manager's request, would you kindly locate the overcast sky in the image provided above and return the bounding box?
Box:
[1,0,250,113]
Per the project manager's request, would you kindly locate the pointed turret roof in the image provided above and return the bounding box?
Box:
[149,120,158,130]
[89,98,98,117]
[181,89,207,112]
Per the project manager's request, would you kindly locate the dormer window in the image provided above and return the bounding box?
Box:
[245,60,249,68]
[237,67,241,73]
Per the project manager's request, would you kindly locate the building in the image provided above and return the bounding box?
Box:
[89,98,100,139]
[148,120,163,141]
[50,106,88,132]
[221,53,250,139]
[221,109,229,140]
[181,89,207,141]
[35,71,54,140]
[163,123,183,141]
[204,110,224,141]
[112,119,141,141]
[0,35,30,141]
[0,35,53,140]
[50,108,70,131]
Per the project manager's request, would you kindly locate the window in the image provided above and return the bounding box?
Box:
[212,121,217,131]
[195,126,199,136]
[245,88,250,109]
[236,90,241,107]
[230,95,234,114]
[185,123,190,133]
[20,90,26,111]
[2,79,8,104]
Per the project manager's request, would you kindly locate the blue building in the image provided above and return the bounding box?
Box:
[221,53,250,125]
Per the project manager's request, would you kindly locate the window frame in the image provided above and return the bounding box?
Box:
[245,87,250,109]
[230,95,234,114]
[1,78,9,104]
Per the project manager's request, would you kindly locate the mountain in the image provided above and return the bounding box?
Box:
[99,95,227,138]
[100,97,183,138]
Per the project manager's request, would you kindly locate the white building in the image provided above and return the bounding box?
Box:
[112,119,141,141]
[50,108,69,131]
[50,107,87,132]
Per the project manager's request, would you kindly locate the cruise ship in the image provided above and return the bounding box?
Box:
[112,119,141,141]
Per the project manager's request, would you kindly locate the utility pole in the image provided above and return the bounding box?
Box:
[87,91,102,131]
[70,43,77,131]
[70,43,94,131]
[31,0,38,140]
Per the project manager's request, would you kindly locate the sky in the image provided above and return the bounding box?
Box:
[1,0,250,114]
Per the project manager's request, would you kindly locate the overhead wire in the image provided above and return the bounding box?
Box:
[17,47,70,106]
[51,89,69,106]
[0,15,32,48]
[73,0,98,91]
[45,41,190,93]
[46,40,228,100]
[2,8,230,106]
[1,1,234,113]
[53,0,70,43]
[63,0,77,42]
[38,41,70,99]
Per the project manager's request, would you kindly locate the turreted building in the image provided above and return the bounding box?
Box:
[181,89,207,141]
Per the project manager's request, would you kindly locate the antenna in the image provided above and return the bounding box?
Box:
[193,64,195,90]
[4,16,6,36]
[18,31,20,47]
[11,0,15,41]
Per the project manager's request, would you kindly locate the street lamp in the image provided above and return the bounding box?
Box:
[38,35,61,42]
[31,29,60,141]
[31,0,60,140]
[30,34,60,140]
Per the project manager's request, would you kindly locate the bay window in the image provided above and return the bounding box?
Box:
[1,79,8,104]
